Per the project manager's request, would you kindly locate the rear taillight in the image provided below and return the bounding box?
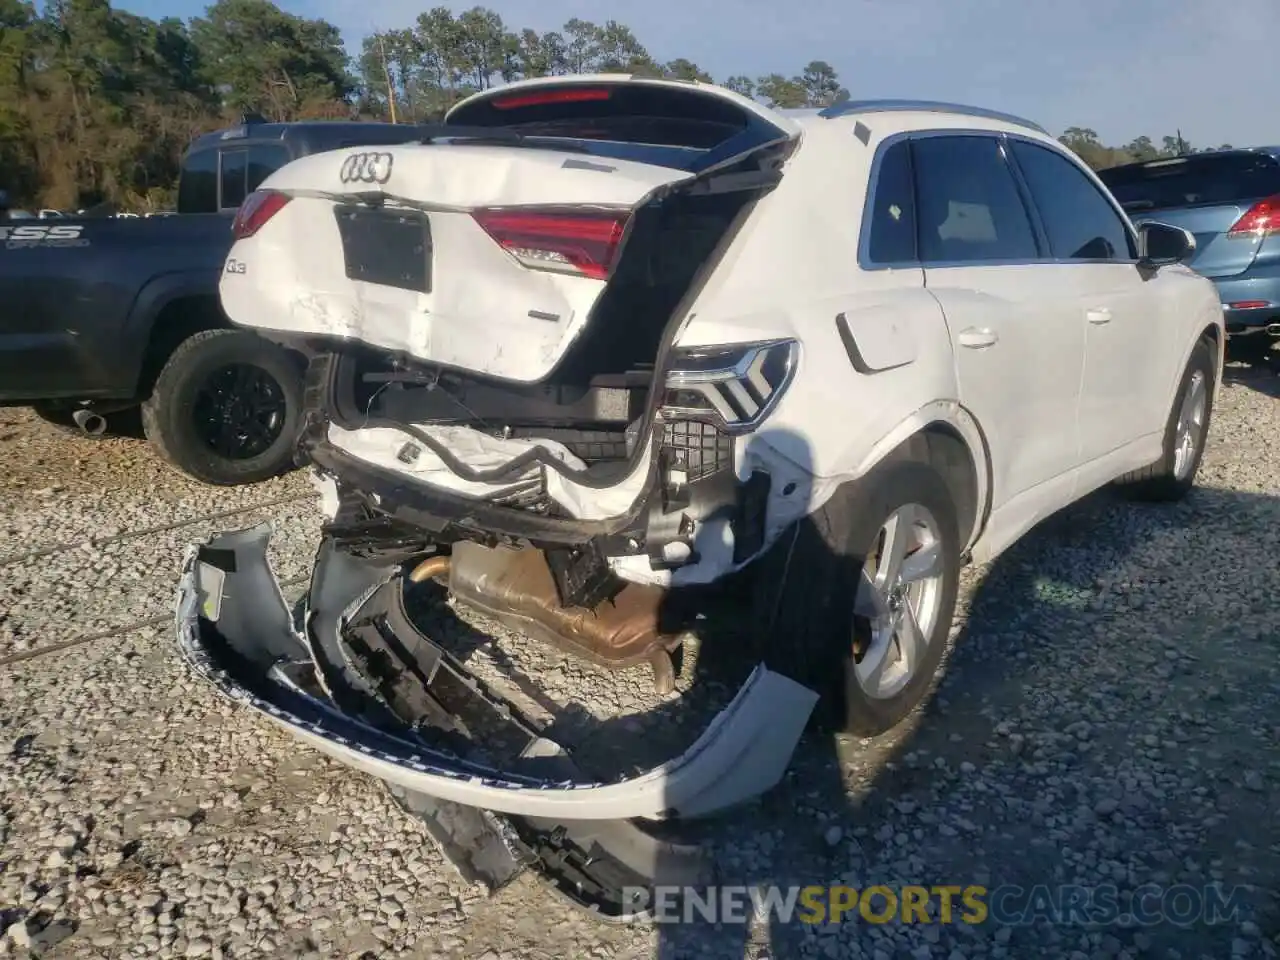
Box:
[471,208,630,280]
[1227,193,1280,239]
[232,190,290,240]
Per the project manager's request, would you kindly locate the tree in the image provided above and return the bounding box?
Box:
[0,0,1225,210]
[190,0,351,121]
[756,73,808,109]
[515,28,567,79]
[562,18,598,74]
[664,58,711,83]
[1125,135,1158,162]
[722,75,755,98]
[799,60,848,107]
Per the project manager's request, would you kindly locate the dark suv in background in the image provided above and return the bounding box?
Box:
[1098,148,1280,352]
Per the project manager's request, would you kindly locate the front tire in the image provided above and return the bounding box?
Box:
[1115,338,1215,502]
[141,328,302,486]
[758,457,962,737]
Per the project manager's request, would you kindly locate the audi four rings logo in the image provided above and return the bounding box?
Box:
[339,152,394,185]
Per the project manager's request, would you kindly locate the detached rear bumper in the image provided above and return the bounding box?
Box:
[175,523,818,822]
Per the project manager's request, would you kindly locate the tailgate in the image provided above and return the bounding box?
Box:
[221,144,695,383]
[1099,152,1280,279]
[218,77,797,384]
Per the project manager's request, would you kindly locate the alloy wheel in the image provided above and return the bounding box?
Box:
[851,503,947,700]
[1173,370,1207,480]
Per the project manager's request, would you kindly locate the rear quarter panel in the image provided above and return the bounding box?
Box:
[1160,264,1226,405]
[673,119,968,537]
[0,214,232,400]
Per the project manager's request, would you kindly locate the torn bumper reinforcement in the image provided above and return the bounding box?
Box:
[175,523,818,913]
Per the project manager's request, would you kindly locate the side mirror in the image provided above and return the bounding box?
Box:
[1136,220,1196,270]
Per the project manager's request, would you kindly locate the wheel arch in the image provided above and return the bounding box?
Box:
[1165,315,1225,415]
[122,272,231,398]
[136,295,233,399]
[841,400,992,556]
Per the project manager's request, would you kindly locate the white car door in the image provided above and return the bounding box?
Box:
[1005,138,1174,462]
[904,133,1086,513]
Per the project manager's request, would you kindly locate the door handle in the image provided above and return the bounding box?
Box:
[1086,307,1113,325]
[957,327,999,349]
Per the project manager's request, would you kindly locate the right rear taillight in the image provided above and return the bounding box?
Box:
[1227,193,1280,239]
[471,207,630,280]
[232,190,290,240]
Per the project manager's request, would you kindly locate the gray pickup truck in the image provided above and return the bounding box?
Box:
[0,117,424,485]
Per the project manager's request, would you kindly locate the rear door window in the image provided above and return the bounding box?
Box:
[177,149,219,214]
[1098,153,1280,213]
[910,135,1039,264]
[219,149,248,210]
[864,139,917,265]
[219,144,292,210]
[1010,140,1137,261]
[248,145,290,193]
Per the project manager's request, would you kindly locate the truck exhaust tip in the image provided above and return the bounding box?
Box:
[72,409,107,436]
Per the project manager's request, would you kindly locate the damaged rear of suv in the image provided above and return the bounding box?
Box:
[178,76,1221,911]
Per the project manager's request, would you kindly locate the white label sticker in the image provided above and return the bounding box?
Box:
[196,562,226,621]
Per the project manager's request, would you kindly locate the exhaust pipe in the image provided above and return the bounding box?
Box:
[71,409,107,437]
[1266,323,1280,336]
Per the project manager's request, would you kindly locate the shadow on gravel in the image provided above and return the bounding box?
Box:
[1224,338,1280,399]
[637,429,1279,959]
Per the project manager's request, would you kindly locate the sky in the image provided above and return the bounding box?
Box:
[114,0,1280,148]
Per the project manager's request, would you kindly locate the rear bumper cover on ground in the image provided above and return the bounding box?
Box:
[174,522,818,823]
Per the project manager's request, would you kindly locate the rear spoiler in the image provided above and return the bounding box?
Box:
[443,75,800,176]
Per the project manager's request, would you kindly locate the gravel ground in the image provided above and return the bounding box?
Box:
[0,360,1278,960]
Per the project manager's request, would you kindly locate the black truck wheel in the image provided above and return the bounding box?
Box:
[141,328,302,486]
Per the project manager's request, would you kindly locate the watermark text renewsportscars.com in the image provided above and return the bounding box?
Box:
[621,883,1250,927]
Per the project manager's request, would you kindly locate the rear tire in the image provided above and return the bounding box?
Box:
[1114,338,1215,502]
[755,457,962,737]
[141,329,302,486]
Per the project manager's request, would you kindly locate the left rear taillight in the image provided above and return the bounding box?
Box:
[232,190,291,240]
[1227,193,1280,239]
[471,207,631,280]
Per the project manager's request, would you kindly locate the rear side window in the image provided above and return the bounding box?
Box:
[1098,154,1280,213]
[911,135,1039,263]
[248,145,290,193]
[220,149,248,210]
[219,144,292,211]
[1010,140,1136,261]
[864,140,917,264]
[177,149,218,214]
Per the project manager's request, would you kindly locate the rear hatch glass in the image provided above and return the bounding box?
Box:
[1097,153,1280,213]
[1097,152,1280,278]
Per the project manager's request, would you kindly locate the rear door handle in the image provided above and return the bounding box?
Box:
[1086,307,1113,325]
[957,327,999,349]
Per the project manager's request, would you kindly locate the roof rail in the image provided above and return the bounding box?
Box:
[818,99,1048,135]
